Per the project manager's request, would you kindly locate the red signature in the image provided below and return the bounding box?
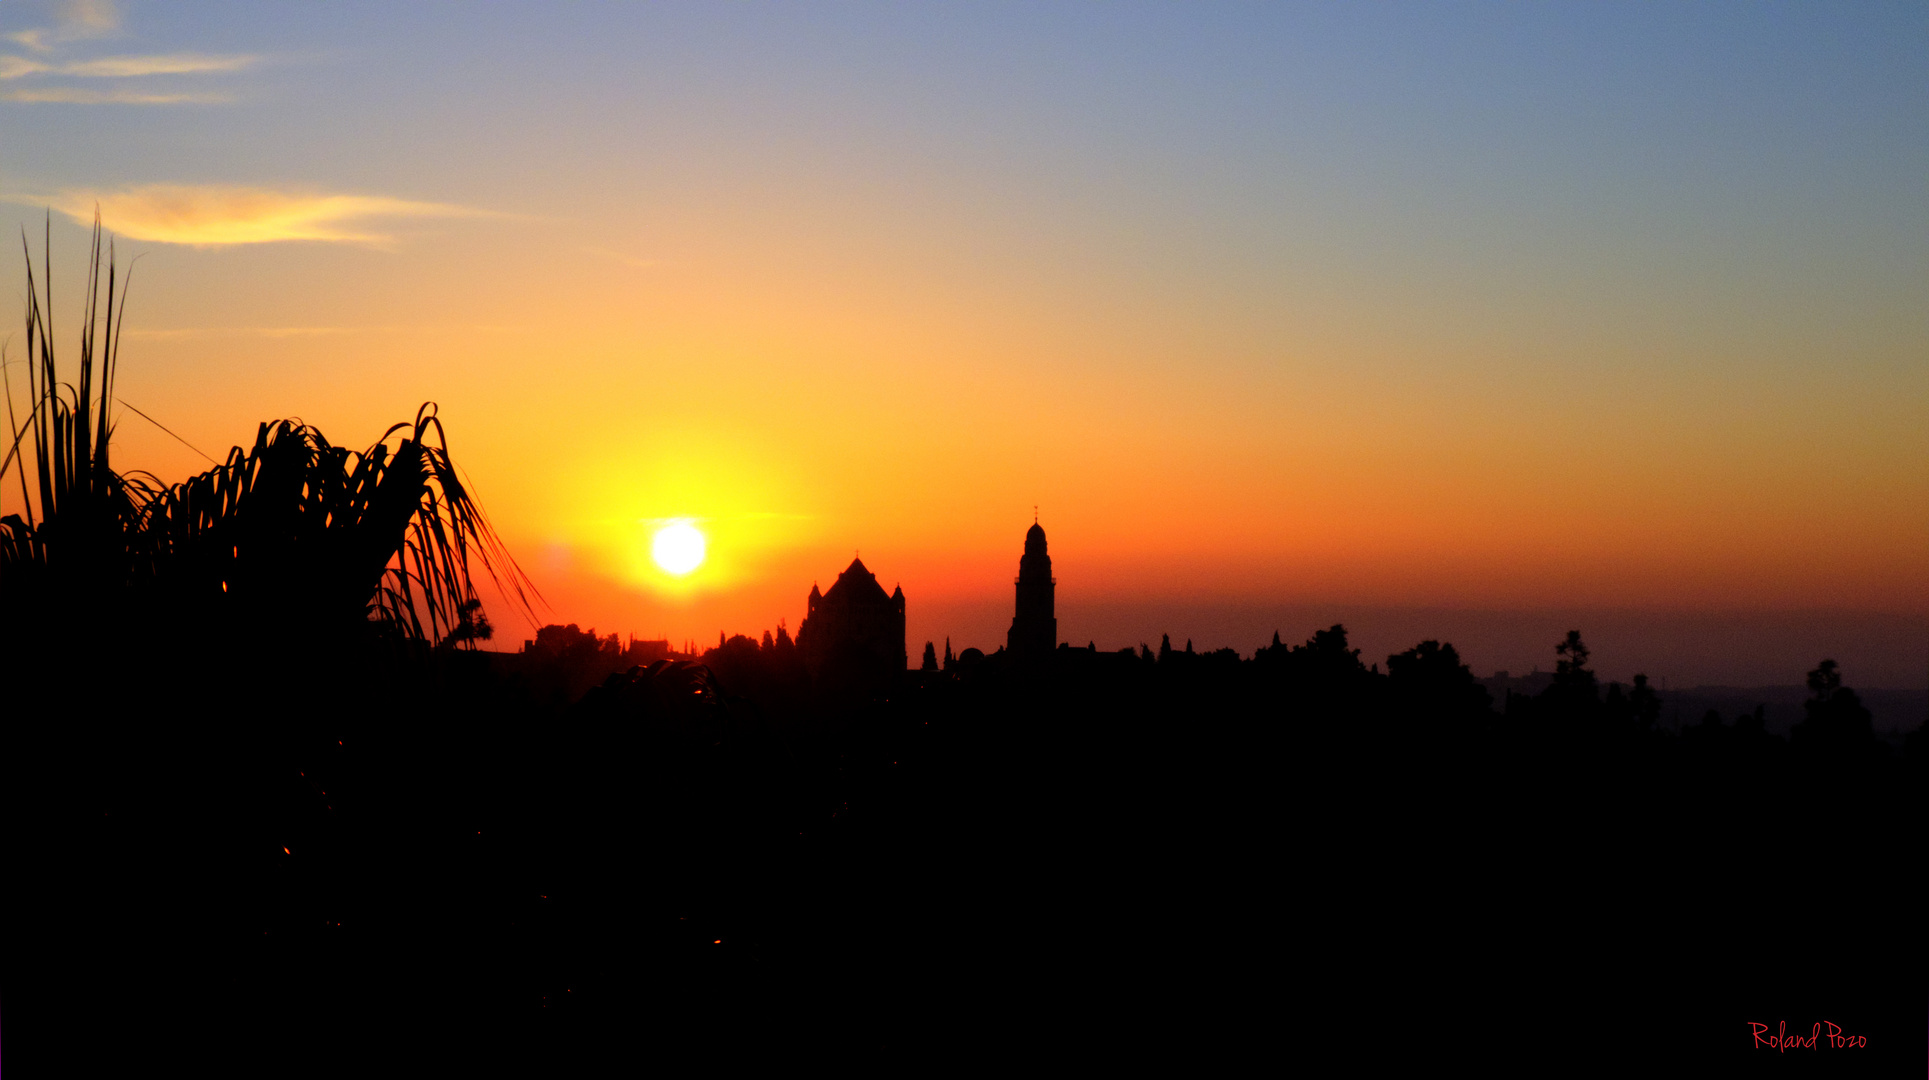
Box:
[1749,1020,1867,1050]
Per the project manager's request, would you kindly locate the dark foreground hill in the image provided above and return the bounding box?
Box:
[3,627,1924,1073]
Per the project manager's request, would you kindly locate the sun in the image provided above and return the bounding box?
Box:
[651,520,707,575]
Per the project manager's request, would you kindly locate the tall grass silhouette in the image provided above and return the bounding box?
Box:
[0,213,536,651]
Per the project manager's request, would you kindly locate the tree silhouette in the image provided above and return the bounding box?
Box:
[1386,639,1490,724]
[1792,658,1874,754]
[1553,630,1594,692]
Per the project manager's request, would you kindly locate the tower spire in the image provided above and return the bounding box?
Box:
[1009,516,1056,658]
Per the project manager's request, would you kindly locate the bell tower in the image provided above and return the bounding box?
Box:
[1007,516,1056,657]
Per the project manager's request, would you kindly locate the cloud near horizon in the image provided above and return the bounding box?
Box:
[22,186,490,245]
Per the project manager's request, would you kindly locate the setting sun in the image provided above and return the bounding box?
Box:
[2,5,1921,1065]
[651,520,707,576]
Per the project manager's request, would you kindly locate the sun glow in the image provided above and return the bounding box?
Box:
[651,520,707,575]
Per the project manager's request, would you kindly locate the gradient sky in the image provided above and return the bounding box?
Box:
[3,2,1925,686]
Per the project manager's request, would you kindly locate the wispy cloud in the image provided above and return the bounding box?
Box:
[0,52,257,79]
[583,247,668,269]
[2,2,256,105]
[64,0,119,32]
[65,52,253,77]
[0,87,229,104]
[125,326,366,340]
[125,325,522,340]
[10,185,492,246]
[7,0,121,52]
[60,0,120,35]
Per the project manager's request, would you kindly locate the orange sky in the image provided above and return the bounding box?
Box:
[2,4,1923,685]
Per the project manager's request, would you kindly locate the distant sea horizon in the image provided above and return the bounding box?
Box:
[892,599,1929,693]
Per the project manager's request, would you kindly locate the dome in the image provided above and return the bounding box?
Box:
[1024,521,1047,556]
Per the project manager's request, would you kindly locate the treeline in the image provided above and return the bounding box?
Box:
[7,617,1924,1071]
[521,619,1928,1069]
[529,617,1917,767]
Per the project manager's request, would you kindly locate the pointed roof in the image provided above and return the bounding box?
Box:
[823,557,890,604]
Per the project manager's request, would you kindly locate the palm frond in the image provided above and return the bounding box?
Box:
[0,215,540,652]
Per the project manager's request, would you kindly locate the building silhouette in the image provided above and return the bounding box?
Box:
[797,557,907,686]
[1007,519,1057,657]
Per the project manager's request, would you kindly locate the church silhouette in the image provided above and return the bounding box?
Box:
[797,557,906,689]
[801,519,1057,687]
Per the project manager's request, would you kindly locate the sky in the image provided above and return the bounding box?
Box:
[2,2,1925,687]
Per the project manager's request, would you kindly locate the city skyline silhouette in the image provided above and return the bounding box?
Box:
[1,3,1923,1074]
